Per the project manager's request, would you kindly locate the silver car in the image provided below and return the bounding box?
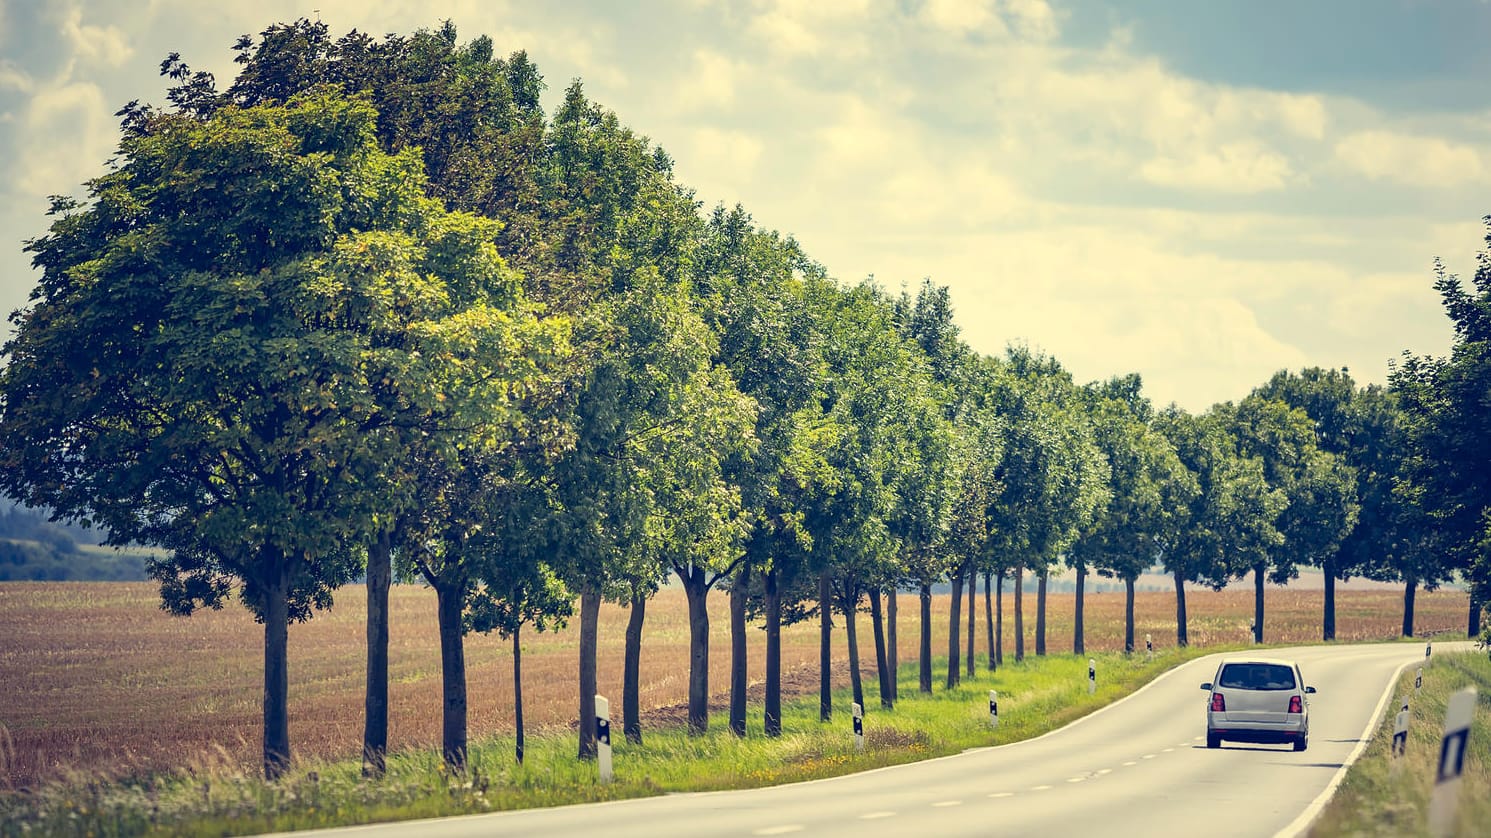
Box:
[1200,657,1315,751]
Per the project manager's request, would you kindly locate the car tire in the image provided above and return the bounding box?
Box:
[1207,733,1221,749]
[1293,736,1307,752]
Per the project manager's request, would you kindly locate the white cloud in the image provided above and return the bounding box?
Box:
[1334,130,1488,187]
[747,0,874,56]
[921,0,1003,36]
[1140,142,1294,193]
[675,49,738,111]
[690,126,763,175]
[58,4,132,67]
[1000,0,1060,41]
[12,80,114,199]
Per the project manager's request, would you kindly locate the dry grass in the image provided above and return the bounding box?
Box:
[0,580,1469,789]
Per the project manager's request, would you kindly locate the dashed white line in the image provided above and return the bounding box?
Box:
[1031,784,1053,791]
[932,800,963,808]
[1097,768,1113,775]
[1122,760,1138,766]
[754,827,803,836]
[989,792,1014,798]
[1163,747,1176,753]
[1142,754,1157,759]
[859,811,897,820]
[1067,777,1086,783]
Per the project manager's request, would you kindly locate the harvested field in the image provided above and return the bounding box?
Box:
[0,580,1470,789]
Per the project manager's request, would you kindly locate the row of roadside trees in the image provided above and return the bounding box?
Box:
[0,19,1486,782]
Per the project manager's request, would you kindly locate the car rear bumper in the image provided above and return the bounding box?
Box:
[1208,726,1306,744]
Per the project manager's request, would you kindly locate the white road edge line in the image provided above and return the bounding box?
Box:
[1272,655,1423,838]
[859,811,896,819]
[753,826,803,835]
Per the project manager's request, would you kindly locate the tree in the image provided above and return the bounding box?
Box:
[0,91,565,778]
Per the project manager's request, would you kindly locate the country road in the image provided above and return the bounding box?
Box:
[271,641,1467,838]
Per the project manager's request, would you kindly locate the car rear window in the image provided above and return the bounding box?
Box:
[1218,663,1297,691]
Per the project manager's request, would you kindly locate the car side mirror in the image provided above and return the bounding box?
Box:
[1200,683,1212,691]
[1305,686,1316,694]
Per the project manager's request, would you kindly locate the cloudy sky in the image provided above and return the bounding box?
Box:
[2,0,1488,412]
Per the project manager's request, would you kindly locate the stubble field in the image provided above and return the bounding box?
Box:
[0,580,1470,789]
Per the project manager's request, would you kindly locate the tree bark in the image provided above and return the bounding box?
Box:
[362,530,391,778]
[918,583,933,693]
[984,572,995,671]
[624,592,646,744]
[1323,556,1336,641]
[966,565,977,678]
[1402,579,1417,638]
[947,561,964,689]
[513,627,525,763]
[886,588,898,703]
[682,567,711,735]
[765,567,782,737]
[995,569,1005,666]
[844,584,864,712]
[1470,589,1484,638]
[577,589,601,760]
[1124,576,1136,654]
[1036,571,1048,656]
[436,579,468,772]
[729,565,750,738]
[819,570,833,722]
[262,553,291,780]
[1173,567,1189,647]
[870,587,891,708]
[1073,564,1085,656]
[1014,563,1025,662]
[1253,563,1266,644]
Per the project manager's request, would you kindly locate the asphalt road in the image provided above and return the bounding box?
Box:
[276,641,1467,838]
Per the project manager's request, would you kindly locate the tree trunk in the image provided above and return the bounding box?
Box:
[1253,563,1266,644]
[1323,556,1336,641]
[947,561,964,689]
[362,530,391,778]
[995,569,1005,666]
[624,592,646,745]
[729,565,751,738]
[819,570,833,722]
[436,579,468,772]
[513,626,525,764]
[1470,589,1484,638]
[1402,579,1417,638]
[870,587,891,709]
[1073,564,1085,656]
[577,589,601,760]
[966,567,976,678]
[918,583,933,693]
[1173,568,1189,647]
[844,585,864,712]
[765,567,782,737]
[887,588,898,703]
[1014,563,1025,662]
[262,555,291,781]
[682,567,711,735]
[1124,576,1136,654]
[1036,571,1048,656]
[984,572,995,671]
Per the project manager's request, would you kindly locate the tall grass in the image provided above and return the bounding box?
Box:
[0,646,1223,837]
[1309,650,1491,837]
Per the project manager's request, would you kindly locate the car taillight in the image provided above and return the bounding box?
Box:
[1211,693,1225,712]
[1289,695,1303,714]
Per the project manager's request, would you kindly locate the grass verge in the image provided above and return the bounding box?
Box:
[0,645,1234,837]
[1308,648,1491,838]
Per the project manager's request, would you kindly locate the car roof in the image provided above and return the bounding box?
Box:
[1217,657,1299,667]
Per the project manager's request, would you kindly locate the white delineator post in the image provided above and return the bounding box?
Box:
[1429,687,1476,836]
[1392,698,1410,764]
[595,694,613,784]
[1145,633,1153,662]
[1088,659,1096,695]
[1416,667,1424,697]
[852,701,865,751]
[989,690,999,729]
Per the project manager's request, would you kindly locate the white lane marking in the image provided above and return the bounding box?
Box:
[1142,754,1157,759]
[1097,768,1113,775]
[754,827,803,836]
[1122,760,1137,766]
[989,792,1014,798]
[1163,747,1175,753]
[859,811,896,820]
[1181,740,1195,746]
[1031,784,1053,791]
[1066,777,1086,783]
[932,800,963,808]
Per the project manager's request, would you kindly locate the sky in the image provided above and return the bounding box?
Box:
[1,0,1489,413]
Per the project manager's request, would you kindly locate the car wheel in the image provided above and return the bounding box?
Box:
[1207,733,1221,749]
[1293,736,1307,752]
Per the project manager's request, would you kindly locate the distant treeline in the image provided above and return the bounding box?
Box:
[0,501,148,581]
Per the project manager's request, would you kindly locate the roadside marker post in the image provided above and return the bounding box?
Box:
[989,690,999,729]
[1391,698,1409,764]
[1416,667,1424,696]
[1426,641,1432,659]
[1145,634,1153,662]
[1429,687,1476,836]
[1088,659,1096,695]
[852,701,865,752]
[595,694,613,784]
